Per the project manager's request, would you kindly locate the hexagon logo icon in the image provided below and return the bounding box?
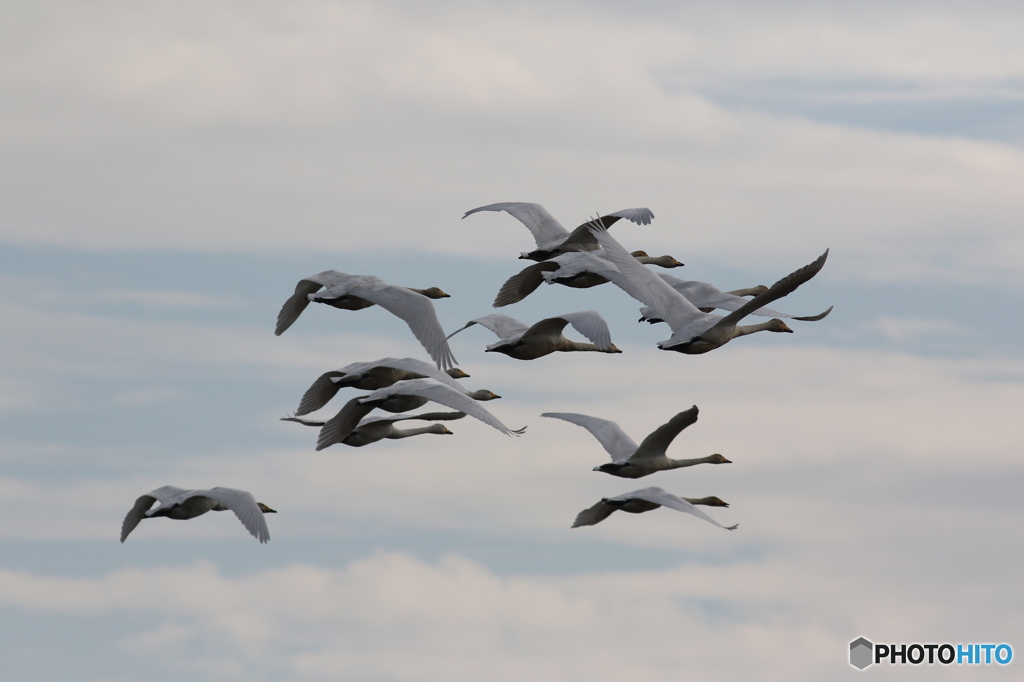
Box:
[850,637,873,670]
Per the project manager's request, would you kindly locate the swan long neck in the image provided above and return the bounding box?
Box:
[386,424,448,439]
[665,454,725,470]
[733,320,783,337]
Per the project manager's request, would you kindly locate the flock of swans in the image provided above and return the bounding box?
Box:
[121,202,831,543]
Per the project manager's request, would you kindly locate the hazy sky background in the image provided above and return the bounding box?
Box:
[2,1,1023,680]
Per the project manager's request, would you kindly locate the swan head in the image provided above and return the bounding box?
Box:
[257,503,277,514]
[446,368,471,379]
[418,287,451,299]
[690,496,730,507]
[471,390,501,401]
[708,454,731,464]
[604,344,623,354]
[768,319,793,333]
[432,425,454,435]
[662,256,684,268]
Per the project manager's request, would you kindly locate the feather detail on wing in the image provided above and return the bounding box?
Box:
[627,487,738,530]
[541,412,638,462]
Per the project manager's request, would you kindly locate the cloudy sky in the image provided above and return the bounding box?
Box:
[2,1,1023,680]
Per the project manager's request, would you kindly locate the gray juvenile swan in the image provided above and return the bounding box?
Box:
[543,406,730,478]
[121,486,276,543]
[588,220,832,354]
[446,311,621,360]
[295,357,470,416]
[275,271,457,370]
[316,378,522,450]
[493,250,683,307]
[572,487,737,529]
[282,410,466,448]
[462,201,654,261]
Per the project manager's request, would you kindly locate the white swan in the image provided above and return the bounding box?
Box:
[315,378,523,450]
[121,486,276,543]
[493,250,683,307]
[588,220,832,354]
[543,406,730,478]
[446,311,621,360]
[572,487,737,529]
[462,202,654,261]
[275,271,457,370]
[295,357,470,416]
[282,410,465,448]
[639,273,831,324]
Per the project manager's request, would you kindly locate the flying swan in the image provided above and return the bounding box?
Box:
[543,406,730,478]
[315,378,523,450]
[282,410,466,448]
[275,271,457,370]
[587,220,832,354]
[445,311,621,360]
[572,486,737,529]
[463,202,654,261]
[121,486,276,543]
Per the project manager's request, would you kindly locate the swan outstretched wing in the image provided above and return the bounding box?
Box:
[463,202,570,249]
[627,487,737,530]
[560,207,655,252]
[493,262,559,307]
[360,379,523,437]
[571,499,618,528]
[276,270,352,336]
[552,311,615,350]
[120,486,193,543]
[200,487,272,543]
[341,279,458,371]
[446,313,531,343]
[657,273,832,321]
[542,412,638,462]
[588,222,709,335]
[631,406,699,462]
[120,494,158,542]
[713,250,831,330]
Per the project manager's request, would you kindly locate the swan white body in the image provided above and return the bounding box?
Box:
[295,357,468,416]
[120,486,275,543]
[276,271,457,370]
[315,378,523,449]
[463,202,654,260]
[543,406,731,478]
[446,311,620,360]
[588,221,832,354]
[572,487,737,529]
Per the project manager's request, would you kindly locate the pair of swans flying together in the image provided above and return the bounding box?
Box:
[572,487,737,530]
[276,271,457,371]
[446,311,621,360]
[121,486,276,543]
[544,405,730,478]
[313,378,524,451]
[587,221,832,354]
[463,201,654,261]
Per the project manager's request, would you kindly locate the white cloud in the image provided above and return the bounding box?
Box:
[1,2,1024,285]
[1,547,1018,681]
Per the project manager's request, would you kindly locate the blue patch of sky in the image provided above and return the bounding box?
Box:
[666,75,1024,144]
